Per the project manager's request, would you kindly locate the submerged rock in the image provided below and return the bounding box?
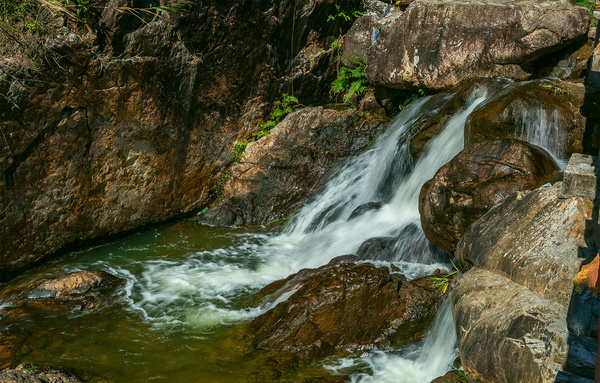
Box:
[464,80,586,157]
[0,334,24,370]
[250,262,444,360]
[419,139,560,253]
[203,107,386,225]
[17,271,124,311]
[363,0,590,90]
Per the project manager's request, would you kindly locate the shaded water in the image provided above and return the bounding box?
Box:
[0,79,568,382]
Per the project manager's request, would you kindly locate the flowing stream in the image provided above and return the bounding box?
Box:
[0,79,567,382]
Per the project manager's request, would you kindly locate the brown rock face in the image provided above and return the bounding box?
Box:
[465,80,587,157]
[419,139,560,253]
[363,0,590,90]
[249,262,444,360]
[408,78,512,160]
[0,0,356,281]
[203,107,386,225]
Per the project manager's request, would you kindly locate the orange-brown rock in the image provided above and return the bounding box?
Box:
[250,262,444,360]
[419,139,560,253]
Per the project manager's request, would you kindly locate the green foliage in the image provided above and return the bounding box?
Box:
[430,260,460,294]
[330,38,340,52]
[327,4,361,22]
[575,0,597,26]
[216,169,231,200]
[449,365,468,383]
[330,52,369,104]
[253,93,299,139]
[230,141,248,163]
[24,364,37,373]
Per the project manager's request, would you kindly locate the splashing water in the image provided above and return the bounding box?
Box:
[2,78,572,382]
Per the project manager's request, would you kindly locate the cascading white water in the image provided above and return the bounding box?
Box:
[105,77,571,381]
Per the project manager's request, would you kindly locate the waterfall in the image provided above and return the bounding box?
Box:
[111,77,569,381]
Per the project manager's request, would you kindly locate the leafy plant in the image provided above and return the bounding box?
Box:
[327,4,361,22]
[430,260,460,294]
[253,93,299,139]
[216,169,231,200]
[449,365,468,383]
[230,141,248,163]
[330,52,369,104]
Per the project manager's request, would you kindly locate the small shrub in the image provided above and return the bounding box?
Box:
[330,52,369,104]
[327,4,361,22]
[230,141,248,163]
[430,260,459,294]
[253,93,299,139]
[216,168,231,200]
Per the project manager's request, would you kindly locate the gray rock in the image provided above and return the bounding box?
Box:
[0,364,81,383]
[362,0,590,90]
[559,153,600,200]
[455,183,599,307]
[452,268,570,383]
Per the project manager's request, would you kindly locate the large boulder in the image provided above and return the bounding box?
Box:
[450,181,600,382]
[202,107,386,225]
[464,80,587,157]
[358,0,590,90]
[249,262,445,359]
[419,139,560,253]
[455,183,598,306]
[452,268,570,383]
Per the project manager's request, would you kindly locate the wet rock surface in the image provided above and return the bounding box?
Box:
[408,78,511,160]
[203,107,386,225]
[250,262,444,360]
[0,364,81,383]
[419,139,560,253]
[464,80,586,157]
[363,0,590,90]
